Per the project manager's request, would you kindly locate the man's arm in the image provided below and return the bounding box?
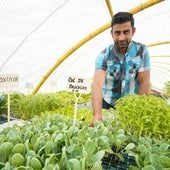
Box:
[138,70,150,95]
[91,70,105,126]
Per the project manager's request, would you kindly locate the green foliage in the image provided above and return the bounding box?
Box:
[0,113,170,169]
[2,91,91,120]
[11,153,25,167]
[0,93,8,114]
[1,91,170,169]
[0,142,13,163]
[128,136,170,169]
[115,94,170,139]
[54,105,93,124]
[164,81,170,97]
[0,114,114,169]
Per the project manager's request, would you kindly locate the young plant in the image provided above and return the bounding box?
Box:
[115,94,170,139]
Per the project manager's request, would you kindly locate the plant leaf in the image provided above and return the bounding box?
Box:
[125,143,135,151]
[160,155,170,167]
[67,158,81,170]
[142,165,155,170]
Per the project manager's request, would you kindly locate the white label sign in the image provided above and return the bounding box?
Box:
[0,74,19,88]
[67,76,91,94]
[25,83,33,89]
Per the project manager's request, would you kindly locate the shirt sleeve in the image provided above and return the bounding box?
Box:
[95,50,107,71]
[138,45,150,72]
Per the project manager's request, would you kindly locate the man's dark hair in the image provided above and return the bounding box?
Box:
[111,12,134,27]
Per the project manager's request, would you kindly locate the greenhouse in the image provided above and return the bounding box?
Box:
[0,0,170,169]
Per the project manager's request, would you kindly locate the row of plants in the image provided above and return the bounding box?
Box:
[0,91,92,121]
[0,112,170,170]
[0,92,170,169]
[0,113,124,169]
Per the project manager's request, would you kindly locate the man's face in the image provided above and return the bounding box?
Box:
[111,21,136,54]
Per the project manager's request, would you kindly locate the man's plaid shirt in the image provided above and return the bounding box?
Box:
[95,40,150,107]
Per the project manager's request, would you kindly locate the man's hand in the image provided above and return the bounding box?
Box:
[90,114,103,127]
[91,70,105,127]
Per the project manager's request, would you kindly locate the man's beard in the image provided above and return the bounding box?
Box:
[118,40,129,49]
[116,40,129,54]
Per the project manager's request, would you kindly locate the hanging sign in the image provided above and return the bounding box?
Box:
[67,76,91,94]
[0,74,19,88]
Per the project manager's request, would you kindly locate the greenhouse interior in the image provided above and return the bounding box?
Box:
[0,0,170,169]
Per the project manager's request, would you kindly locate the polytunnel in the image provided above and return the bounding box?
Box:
[0,0,170,94]
[1,1,170,169]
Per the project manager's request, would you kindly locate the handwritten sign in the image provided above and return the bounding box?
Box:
[0,74,19,88]
[0,74,19,127]
[67,76,91,94]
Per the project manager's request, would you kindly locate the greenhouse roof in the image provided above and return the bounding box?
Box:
[0,0,170,94]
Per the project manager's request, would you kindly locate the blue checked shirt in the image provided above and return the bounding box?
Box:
[95,40,150,106]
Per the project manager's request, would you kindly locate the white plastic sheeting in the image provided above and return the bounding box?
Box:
[0,0,170,93]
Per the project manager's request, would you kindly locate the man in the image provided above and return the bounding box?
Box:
[91,12,150,126]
